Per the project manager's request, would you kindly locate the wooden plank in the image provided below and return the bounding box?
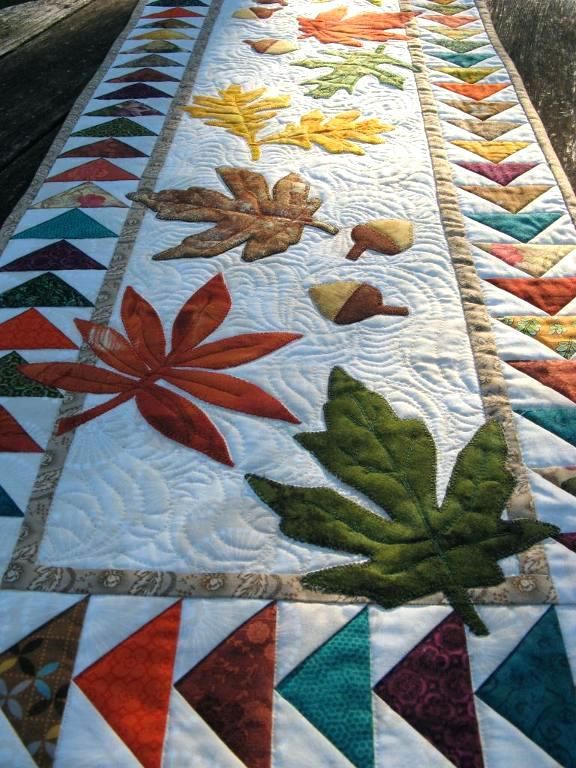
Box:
[484,0,576,191]
[0,0,96,58]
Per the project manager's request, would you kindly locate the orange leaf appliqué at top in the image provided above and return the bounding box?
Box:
[297,6,416,46]
[20,274,302,466]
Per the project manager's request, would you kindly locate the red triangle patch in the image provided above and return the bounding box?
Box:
[60,139,148,159]
[75,601,182,768]
[0,309,77,349]
[437,82,509,100]
[0,406,42,452]
[143,8,202,18]
[47,159,139,182]
[176,603,277,768]
[486,277,576,314]
[508,360,576,404]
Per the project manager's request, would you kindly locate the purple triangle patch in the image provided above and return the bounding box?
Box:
[0,241,106,271]
[374,613,484,768]
[555,532,576,553]
[457,162,538,186]
[96,83,171,100]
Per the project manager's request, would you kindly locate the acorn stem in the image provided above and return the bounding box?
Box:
[345,242,365,261]
[377,305,409,317]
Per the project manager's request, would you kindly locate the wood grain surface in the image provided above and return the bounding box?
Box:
[0,0,95,57]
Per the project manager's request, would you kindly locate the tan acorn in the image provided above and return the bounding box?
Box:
[309,281,409,324]
[233,6,277,19]
[346,219,414,261]
[244,38,298,54]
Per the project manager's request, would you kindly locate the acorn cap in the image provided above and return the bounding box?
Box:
[346,219,414,261]
[310,281,409,324]
[309,281,360,321]
[244,39,298,54]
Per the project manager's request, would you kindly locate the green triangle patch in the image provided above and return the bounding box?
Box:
[467,212,563,242]
[277,609,374,768]
[431,38,487,52]
[0,273,93,308]
[72,118,157,137]
[0,351,62,397]
[12,210,117,240]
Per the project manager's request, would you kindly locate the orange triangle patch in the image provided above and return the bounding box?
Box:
[0,309,77,349]
[75,601,182,768]
[0,406,42,452]
[437,82,509,100]
[422,14,478,27]
[487,277,576,314]
[460,185,551,213]
[508,360,576,404]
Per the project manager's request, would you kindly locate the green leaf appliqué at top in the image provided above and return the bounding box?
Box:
[246,368,558,635]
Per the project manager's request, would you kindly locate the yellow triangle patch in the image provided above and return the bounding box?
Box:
[428,26,486,38]
[435,67,501,83]
[460,185,552,213]
[451,140,531,162]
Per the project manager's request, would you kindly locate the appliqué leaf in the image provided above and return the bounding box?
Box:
[293,45,413,98]
[128,166,338,262]
[21,275,302,466]
[298,6,415,47]
[246,367,559,635]
[261,109,392,154]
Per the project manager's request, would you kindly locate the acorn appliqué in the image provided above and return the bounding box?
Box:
[309,281,409,324]
[346,219,414,261]
[244,39,298,54]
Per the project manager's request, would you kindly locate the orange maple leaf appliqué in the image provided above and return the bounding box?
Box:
[297,6,416,47]
[20,274,302,466]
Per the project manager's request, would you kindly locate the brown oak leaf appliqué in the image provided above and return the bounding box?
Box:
[128,166,338,261]
[20,274,302,466]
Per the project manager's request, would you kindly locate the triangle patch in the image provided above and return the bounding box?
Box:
[0,273,92,308]
[131,30,193,40]
[107,67,180,83]
[457,161,537,185]
[375,612,483,768]
[143,8,205,17]
[499,315,576,358]
[277,608,373,768]
[60,138,148,158]
[86,100,164,117]
[422,14,478,27]
[46,159,139,183]
[515,406,576,446]
[0,483,23,516]
[434,66,500,83]
[0,241,106,272]
[427,52,492,67]
[442,99,517,119]
[474,243,575,277]
[0,351,61,398]
[0,309,77,350]
[12,210,117,240]
[147,0,206,8]
[422,3,475,14]
[0,406,42,452]
[477,608,576,767]
[508,360,576,404]
[427,26,486,39]
[467,212,562,241]
[142,19,197,29]
[438,82,509,100]
[122,41,185,54]
[176,602,277,768]
[460,185,551,213]
[113,55,183,68]
[448,120,520,140]
[32,183,128,209]
[452,140,531,162]
[431,39,487,53]
[555,532,576,552]
[75,601,182,768]
[72,118,157,137]
[0,599,88,765]
[97,83,171,100]
[487,276,576,313]
[533,467,576,498]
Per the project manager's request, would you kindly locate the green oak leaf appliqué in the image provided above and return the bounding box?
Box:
[246,367,558,636]
[293,44,414,99]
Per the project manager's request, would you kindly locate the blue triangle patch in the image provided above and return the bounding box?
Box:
[467,212,562,242]
[515,406,576,448]
[277,608,374,768]
[429,52,493,67]
[12,210,117,240]
[0,485,23,517]
[477,608,576,767]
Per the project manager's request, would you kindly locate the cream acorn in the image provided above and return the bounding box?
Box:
[309,281,409,324]
[244,39,299,54]
[233,7,276,19]
[346,219,414,261]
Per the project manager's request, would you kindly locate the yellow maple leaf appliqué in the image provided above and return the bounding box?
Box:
[184,84,393,159]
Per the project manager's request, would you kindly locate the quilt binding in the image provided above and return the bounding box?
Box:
[0,0,570,604]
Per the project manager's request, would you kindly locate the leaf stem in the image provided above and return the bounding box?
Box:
[311,218,339,235]
[57,391,135,434]
[444,586,489,636]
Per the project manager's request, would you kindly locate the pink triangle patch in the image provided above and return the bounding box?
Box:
[47,159,139,182]
[457,161,538,186]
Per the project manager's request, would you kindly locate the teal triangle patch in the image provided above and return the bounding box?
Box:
[277,608,374,768]
[0,273,93,308]
[467,212,562,242]
[12,210,117,240]
[515,406,576,447]
[0,484,22,517]
[0,351,61,397]
[428,52,493,67]
[477,608,576,767]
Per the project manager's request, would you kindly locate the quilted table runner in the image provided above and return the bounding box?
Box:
[0,0,575,765]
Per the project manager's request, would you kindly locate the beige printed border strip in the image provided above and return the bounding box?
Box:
[0,0,562,604]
